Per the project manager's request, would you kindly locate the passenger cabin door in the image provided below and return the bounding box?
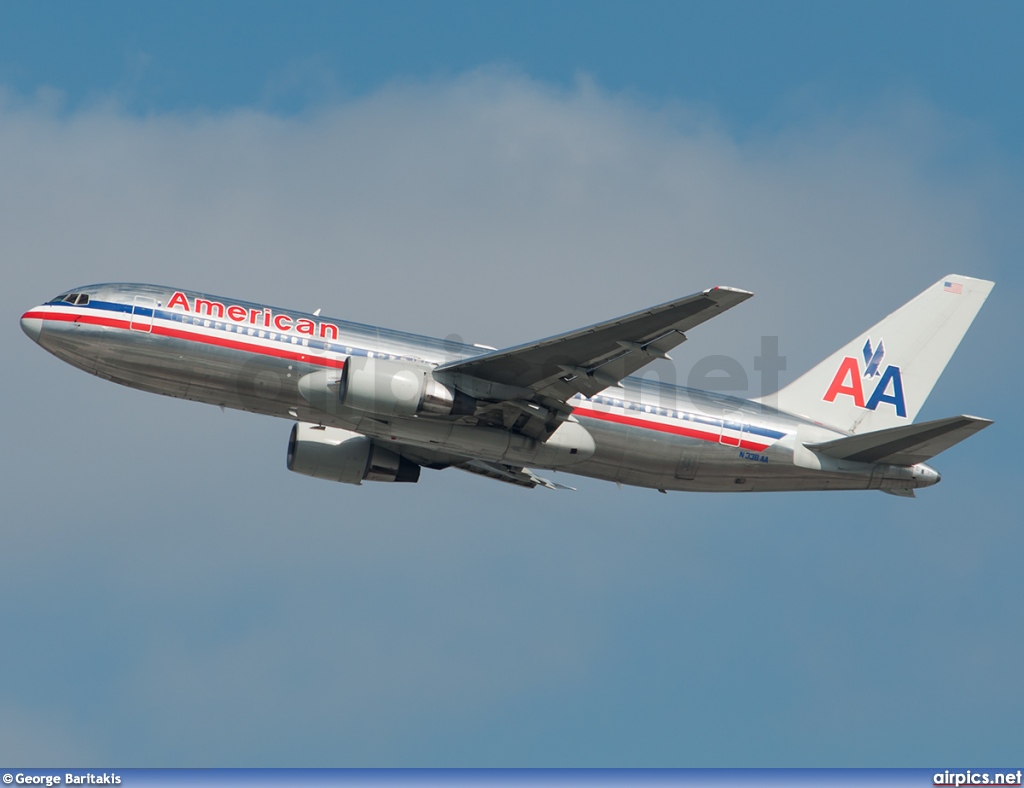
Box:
[130,295,156,333]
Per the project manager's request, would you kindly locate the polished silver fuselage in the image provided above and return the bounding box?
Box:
[22,283,937,493]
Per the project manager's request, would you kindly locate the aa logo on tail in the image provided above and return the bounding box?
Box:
[822,338,907,417]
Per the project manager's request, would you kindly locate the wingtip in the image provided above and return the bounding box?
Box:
[705,285,754,298]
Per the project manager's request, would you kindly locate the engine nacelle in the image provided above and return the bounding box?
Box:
[339,357,476,418]
[287,423,420,484]
[298,361,476,419]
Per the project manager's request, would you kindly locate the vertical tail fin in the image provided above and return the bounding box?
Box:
[766,274,994,434]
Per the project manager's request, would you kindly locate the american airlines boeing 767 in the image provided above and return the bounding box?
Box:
[21,275,992,496]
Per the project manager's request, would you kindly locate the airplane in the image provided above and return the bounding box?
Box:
[20,274,993,496]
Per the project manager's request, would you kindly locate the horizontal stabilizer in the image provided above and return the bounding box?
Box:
[808,415,993,466]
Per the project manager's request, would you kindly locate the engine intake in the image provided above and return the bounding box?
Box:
[287,423,420,484]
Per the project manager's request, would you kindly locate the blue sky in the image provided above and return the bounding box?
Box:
[1,1,1022,767]
[3,1,1022,141]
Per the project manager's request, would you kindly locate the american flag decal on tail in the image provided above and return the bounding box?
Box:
[943,281,963,294]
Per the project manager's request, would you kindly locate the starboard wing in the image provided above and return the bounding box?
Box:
[395,445,574,490]
[455,459,574,490]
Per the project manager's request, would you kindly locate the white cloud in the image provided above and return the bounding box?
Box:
[2,72,1006,350]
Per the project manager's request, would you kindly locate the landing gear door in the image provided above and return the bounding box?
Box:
[131,296,156,333]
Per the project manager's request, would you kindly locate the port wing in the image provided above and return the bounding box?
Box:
[437,286,752,402]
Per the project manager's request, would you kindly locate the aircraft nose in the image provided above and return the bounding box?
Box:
[20,311,43,343]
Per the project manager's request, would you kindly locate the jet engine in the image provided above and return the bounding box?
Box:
[298,358,476,418]
[341,356,477,417]
[287,423,420,484]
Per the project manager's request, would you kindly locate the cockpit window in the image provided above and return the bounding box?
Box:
[55,293,89,305]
